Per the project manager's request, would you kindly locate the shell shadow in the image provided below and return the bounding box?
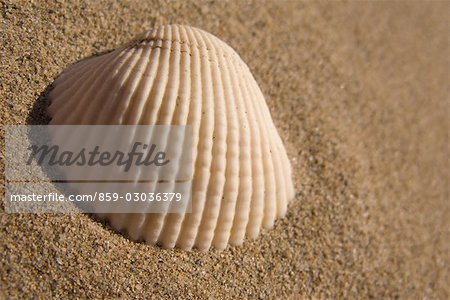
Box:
[25,55,120,233]
[27,82,53,125]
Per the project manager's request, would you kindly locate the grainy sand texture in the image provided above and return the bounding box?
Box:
[1,1,449,298]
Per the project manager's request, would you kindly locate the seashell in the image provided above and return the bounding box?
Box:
[47,24,295,251]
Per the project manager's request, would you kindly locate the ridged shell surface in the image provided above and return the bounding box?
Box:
[48,24,295,251]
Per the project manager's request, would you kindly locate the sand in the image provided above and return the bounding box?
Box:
[1,0,448,298]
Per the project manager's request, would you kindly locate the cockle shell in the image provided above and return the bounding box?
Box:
[47,24,295,251]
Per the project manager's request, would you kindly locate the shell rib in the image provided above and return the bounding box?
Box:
[48,24,295,251]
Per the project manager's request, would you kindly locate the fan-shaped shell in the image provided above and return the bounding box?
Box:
[47,24,295,251]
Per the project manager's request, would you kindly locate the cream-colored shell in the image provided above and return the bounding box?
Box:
[48,25,295,251]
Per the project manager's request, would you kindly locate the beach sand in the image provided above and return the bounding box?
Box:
[1,0,448,298]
